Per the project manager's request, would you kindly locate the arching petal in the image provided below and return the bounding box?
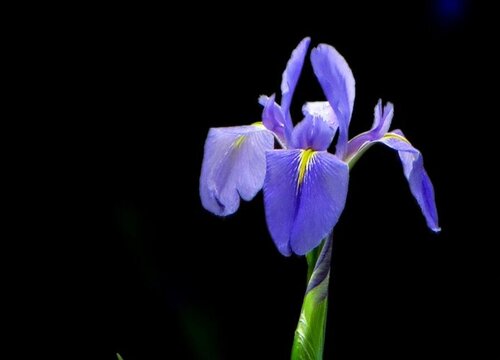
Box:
[378,131,440,232]
[263,149,349,256]
[281,37,311,114]
[200,124,274,216]
[311,44,355,159]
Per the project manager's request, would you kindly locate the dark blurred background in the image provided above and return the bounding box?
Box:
[20,1,495,359]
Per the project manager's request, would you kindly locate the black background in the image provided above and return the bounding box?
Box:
[17,1,495,359]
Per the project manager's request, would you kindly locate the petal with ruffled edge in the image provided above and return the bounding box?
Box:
[263,149,349,256]
[378,131,441,232]
[302,101,339,133]
[200,124,274,216]
[311,44,355,159]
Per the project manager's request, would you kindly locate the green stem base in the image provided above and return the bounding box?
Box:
[291,234,333,360]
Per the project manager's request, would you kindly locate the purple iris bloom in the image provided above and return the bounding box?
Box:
[200,38,440,256]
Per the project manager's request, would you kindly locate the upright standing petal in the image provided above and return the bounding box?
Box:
[378,131,440,232]
[346,100,394,161]
[311,44,355,159]
[259,94,286,143]
[200,124,274,216]
[371,99,394,138]
[264,149,349,256]
[280,37,311,141]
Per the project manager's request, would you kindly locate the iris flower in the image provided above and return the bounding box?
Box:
[200,37,440,256]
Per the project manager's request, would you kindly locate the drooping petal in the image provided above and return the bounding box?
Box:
[311,44,355,159]
[259,94,286,143]
[346,100,394,161]
[378,131,441,232]
[290,151,349,254]
[262,150,299,256]
[280,37,311,140]
[263,149,349,256]
[200,124,274,216]
[290,114,336,151]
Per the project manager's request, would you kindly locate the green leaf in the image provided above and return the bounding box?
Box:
[116,353,124,360]
[291,235,332,360]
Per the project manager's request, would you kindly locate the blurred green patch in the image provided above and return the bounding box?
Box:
[180,305,219,360]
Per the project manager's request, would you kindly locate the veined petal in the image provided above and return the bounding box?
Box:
[200,124,274,216]
[262,150,298,256]
[280,37,311,140]
[259,94,286,143]
[263,149,349,256]
[346,100,394,161]
[311,44,355,159]
[378,131,441,232]
[290,114,336,151]
[290,152,349,254]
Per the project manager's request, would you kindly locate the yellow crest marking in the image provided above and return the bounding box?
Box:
[232,122,264,149]
[297,149,316,186]
[233,135,246,148]
[382,133,411,144]
[251,121,264,127]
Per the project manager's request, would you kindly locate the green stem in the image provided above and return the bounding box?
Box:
[305,244,321,283]
[291,234,333,360]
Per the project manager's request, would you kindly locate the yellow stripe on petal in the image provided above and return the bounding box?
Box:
[382,133,411,144]
[233,123,265,149]
[297,149,316,187]
[233,135,246,148]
